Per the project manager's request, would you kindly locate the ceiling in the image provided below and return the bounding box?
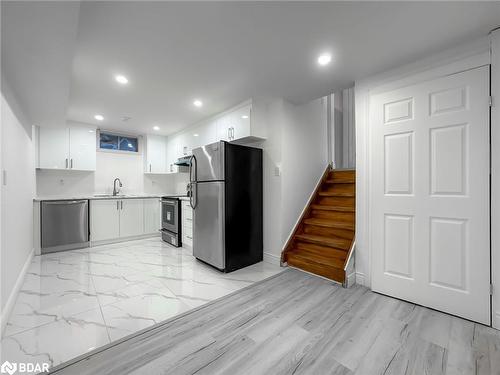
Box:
[2,1,500,136]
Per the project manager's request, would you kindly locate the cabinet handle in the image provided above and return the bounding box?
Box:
[186,217,192,221]
[65,158,68,169]
[187,235,192,239]
[116,201,119,210]
[227,128,230,140]
[70,159,73,169]
[121,200,123,210]
[149,164,152,173]
[231,127,234,140]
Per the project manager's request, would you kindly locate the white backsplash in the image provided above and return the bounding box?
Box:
[36,151,178,197]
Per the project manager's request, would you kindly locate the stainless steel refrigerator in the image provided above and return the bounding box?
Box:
[189,141,263,272]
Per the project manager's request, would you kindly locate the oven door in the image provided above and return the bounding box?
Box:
[161,199,179,233]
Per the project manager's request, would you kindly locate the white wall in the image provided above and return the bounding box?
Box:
[36,146,176,197]
[259,99,285,261]
[0,93,35,327]
[258,97,328,261]
[281,98,328,245]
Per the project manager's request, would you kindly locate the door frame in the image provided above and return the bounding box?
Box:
[490,28,500,329]
[355,34,500,327]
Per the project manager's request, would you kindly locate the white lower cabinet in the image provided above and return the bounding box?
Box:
[144,198,161,234]
[182,200,193,248]
[90,200,120,241]
[91,198,160,242]
[120,199,145,238]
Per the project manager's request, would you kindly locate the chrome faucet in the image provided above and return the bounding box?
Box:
[113,178,123,196]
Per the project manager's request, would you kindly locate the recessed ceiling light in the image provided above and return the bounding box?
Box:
[115,75,128,84]
[193,99,203,108]
[88,130,94,133]
[94,114,104,121]
[193,133,199,137]
[317,53,332,66]
[153,126,160,131]
[241,115,249,119]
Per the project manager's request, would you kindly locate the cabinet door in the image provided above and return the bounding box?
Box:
[69,127,96,171]
[146,135,167,173]
[216,115,231,141]
[177,132,191,156]
[90,200,120,241]
[38,127,69,169]
[196,120,217,148]
[120,199,145,237]
[231,105,251,141]
[144,198,161,234]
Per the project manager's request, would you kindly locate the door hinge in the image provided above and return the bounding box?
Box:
[489,96,493,107]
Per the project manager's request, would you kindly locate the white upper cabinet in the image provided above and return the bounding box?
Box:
[38,126,96,171]
[69,127,96,171]
[215,102,263,143]
[145,134,167,174]
[166,135,180,173]
[39,127,69,169]
[160,99,265,173]
[216,114,231,142]
[230,105,251,141]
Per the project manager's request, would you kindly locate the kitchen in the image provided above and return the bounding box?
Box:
[2,97,280,367]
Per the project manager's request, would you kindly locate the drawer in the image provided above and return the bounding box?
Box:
[182,232,193,246]
[182,224,193,236]
[182,207,193,220]
[182,216,193,229]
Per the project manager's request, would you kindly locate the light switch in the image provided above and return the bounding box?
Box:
[274,165,281,177]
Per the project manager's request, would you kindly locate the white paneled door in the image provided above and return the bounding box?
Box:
[370,66,490,324]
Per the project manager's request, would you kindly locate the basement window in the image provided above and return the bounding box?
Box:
[99,132,139,153]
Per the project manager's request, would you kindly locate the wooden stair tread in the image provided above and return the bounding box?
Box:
[295,242,348,260]
[286,252,345,283]
[311,204,354,212]
[325,178,355,184]
[287,250,345,269]
[318,191,355,197]
[295,233,351,250]
[304,217,354,231]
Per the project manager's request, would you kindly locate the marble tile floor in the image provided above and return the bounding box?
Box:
[0,238,283,369]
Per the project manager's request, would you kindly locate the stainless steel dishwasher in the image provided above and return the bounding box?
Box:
[41,200,89,254]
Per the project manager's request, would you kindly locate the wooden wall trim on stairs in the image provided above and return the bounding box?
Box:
[281,167,356,285]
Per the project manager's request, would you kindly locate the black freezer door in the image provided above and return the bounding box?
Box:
[224,142,263,272]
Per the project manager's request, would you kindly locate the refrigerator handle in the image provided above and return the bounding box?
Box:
[189,154,198,209]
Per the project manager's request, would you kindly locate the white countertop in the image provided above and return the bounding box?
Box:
[33,193,188,202]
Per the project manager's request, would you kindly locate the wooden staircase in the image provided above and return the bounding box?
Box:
[281,166,355,284]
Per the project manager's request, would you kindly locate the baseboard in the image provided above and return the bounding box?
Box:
[91,233,160,247]
[493,311,500,331]
[355,272,366,287]
[345,271,356,288]
[1,247,34,337]
[263,251,281,265]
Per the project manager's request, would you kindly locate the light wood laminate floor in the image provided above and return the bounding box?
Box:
[51,269,500,375]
